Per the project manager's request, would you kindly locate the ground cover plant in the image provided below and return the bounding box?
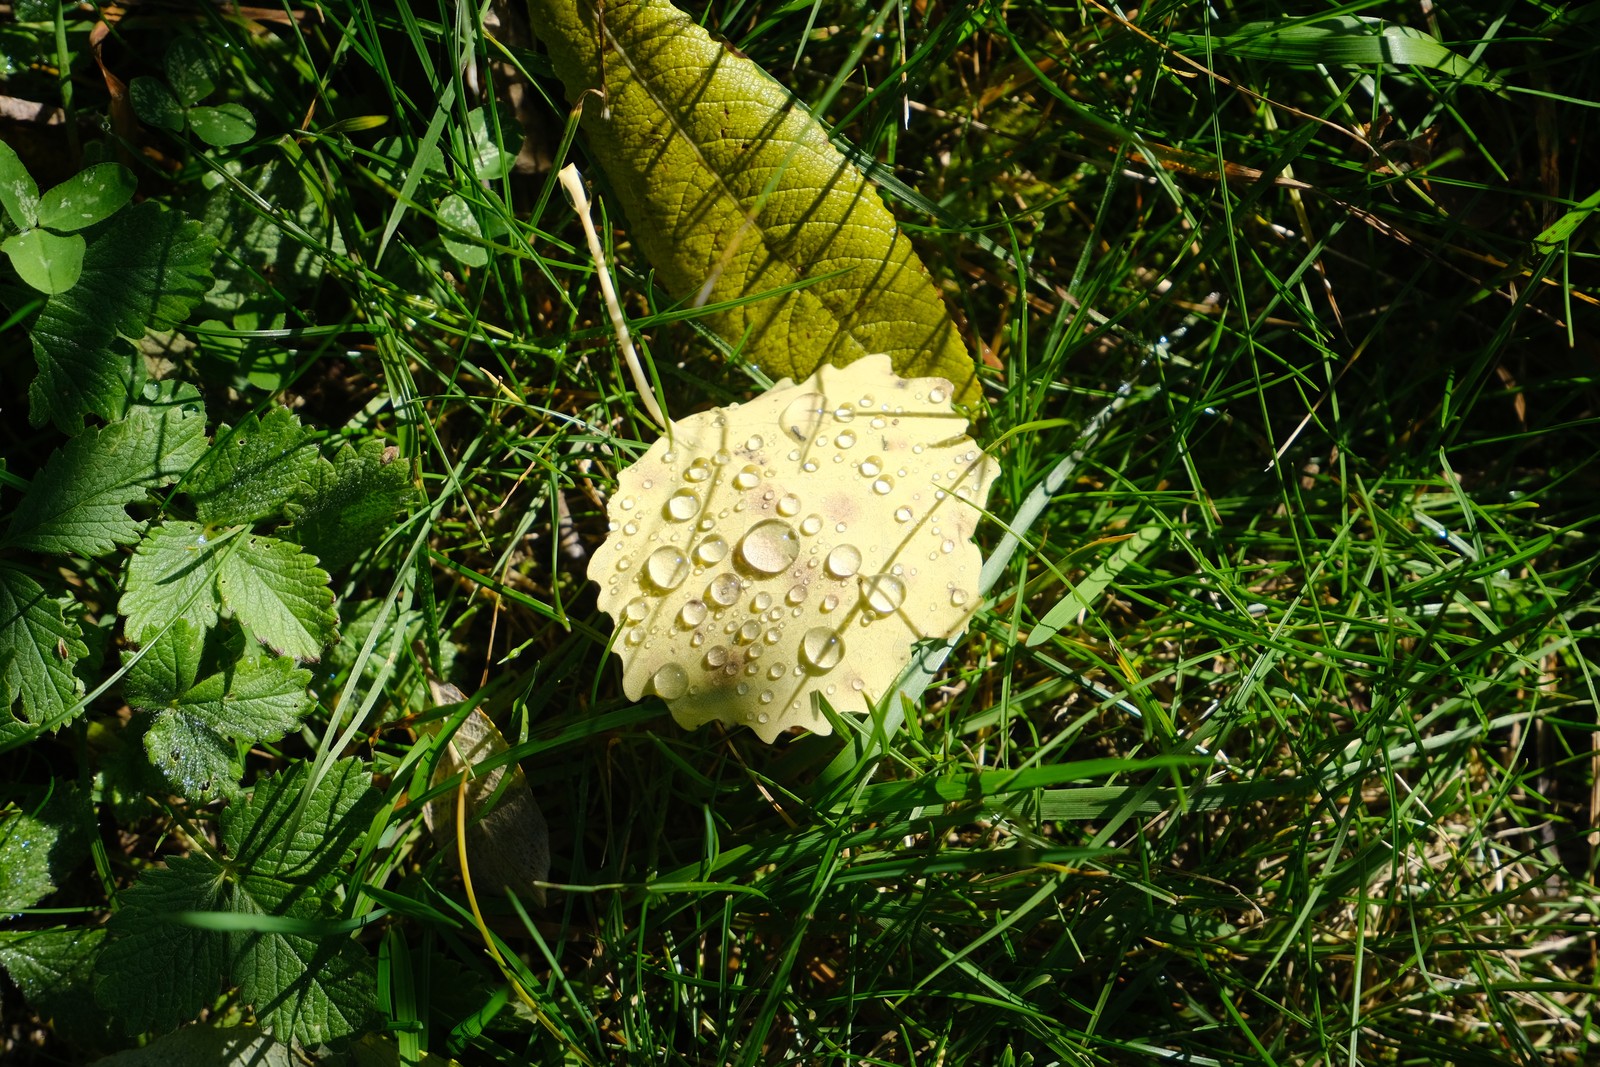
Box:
[1,0,1597,1063]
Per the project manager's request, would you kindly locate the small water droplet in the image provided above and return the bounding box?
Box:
[928,385,948,404]
[745,434,764,451]
[786,585,806,605]
[835,430,856,449]
[894,506,913,523]
[732,465,761,490]
[821,594,839,612]
[694,535,729,565]
[644,547,688,590]
[861,574,907,614]
[870,417,886,430]
[651,663,689,700]
[768,664,785,680]
[759,690,774,704]
[707,573,742,606]
[753,591,773,611]
[833,406,855,423]
[777,494,801,517]
[620,496,636,511]
[666,489,699,521]
[737,519,800,574]
[872,477,893,495]
[825,544,862,578]
[705,646,728,668]
[679,599,708,627]
[800,626,845,671]
[684,459,711,482]
[951,589,969,607]
[799,515,822,536]
[624,597,649,623]
[623,521,639,535]
[737,621,761,643]
[941,538,955,554]
[859,456,883,477]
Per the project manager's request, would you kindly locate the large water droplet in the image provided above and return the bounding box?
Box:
[835,430,856,449]
[872,477,893,495]
[753,591,773,612]
[738,519,799,574]
[684,459,711,482]
[707,573,741,607]
[705,646,728,668]
[645,548,688,590]
[785,584,806,605]
[951,589,969,607]
[781,393,827,441]
[799,515,822,536]
[737,621,761,644]
[745,434,764,451]
[777,494,801,517]
[928,384,948,404]
[694,535,729,565]
[665,489,699,521]
[861,574,907,614]
[800,627,845,671]
[859,456,883,477]
[679,599,708,627]
[732,465,761,490]
[825,544,862,578]
[651,663,689,700]
[624,597,649,623]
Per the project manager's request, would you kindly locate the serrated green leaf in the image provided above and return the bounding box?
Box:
[0,138,40,229]
[0,927,111,1047]
[285,439,415,571]
[217,534,337,660]
[437,192,487,268]
[121,523,335,660]
[188,103,256,147]
[120,522,227,641]
[528,0,979,404]
[97,761,379,1043]
[95,854,231,1034]
[36,162,137,232]
[4,227,85,293]
[188,408,321,525]
[126,622,314,797]
[224,757,377,878]
[0,564,87,730]
[28,200,215,432]
[4,382,206,555]
[0,787,91,910]
[129,76,186,133]
[88,1022,295,1067]
[165,38,218,107]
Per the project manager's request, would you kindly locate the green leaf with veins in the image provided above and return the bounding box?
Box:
[525,0,979,405]
[0,564,88,730]
[187,408,321,525]
[0,787,92,911]
[130,76,186,133]
[0,928,111,1048]
[285,439,415,572]
[4,382,207,556]
[36,162,137,232]
[3,228,84,293]
[165,38,218,107]
[28,200,215,432]
[121,522,336,660]
[124,621,314,797]
[0,139,40,228]
[95,760,380,1043]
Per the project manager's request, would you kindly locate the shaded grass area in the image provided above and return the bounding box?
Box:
[2,0,1597,1063]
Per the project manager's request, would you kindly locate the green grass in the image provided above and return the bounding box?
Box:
[3,0,1599,1063]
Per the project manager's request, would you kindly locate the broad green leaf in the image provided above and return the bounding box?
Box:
[1168,17,1502,88]
[188,104,256,148]
[36,162,137,232]
[165,37,218,107]
[88,1022,295,1067]
[285,438,415,571]
[129,76,186,133]
[95,854,232,1034]
[3,228,85,293]
[187,408,321,525]
[96,760,380,1043]
[28,200,215,432]
[120,522,227,641]
[126,622,314,797]
[0,928,111,1047]
[0,564,88,730]
[0,138,39,229]
[458,104,519,182]
[526,0,980,405]
[223,755,378,878]
[0,787,91,910]
[121,522,336,660]
[437,192,488,268]
[216,534,337,660]
[4,381,207,555]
